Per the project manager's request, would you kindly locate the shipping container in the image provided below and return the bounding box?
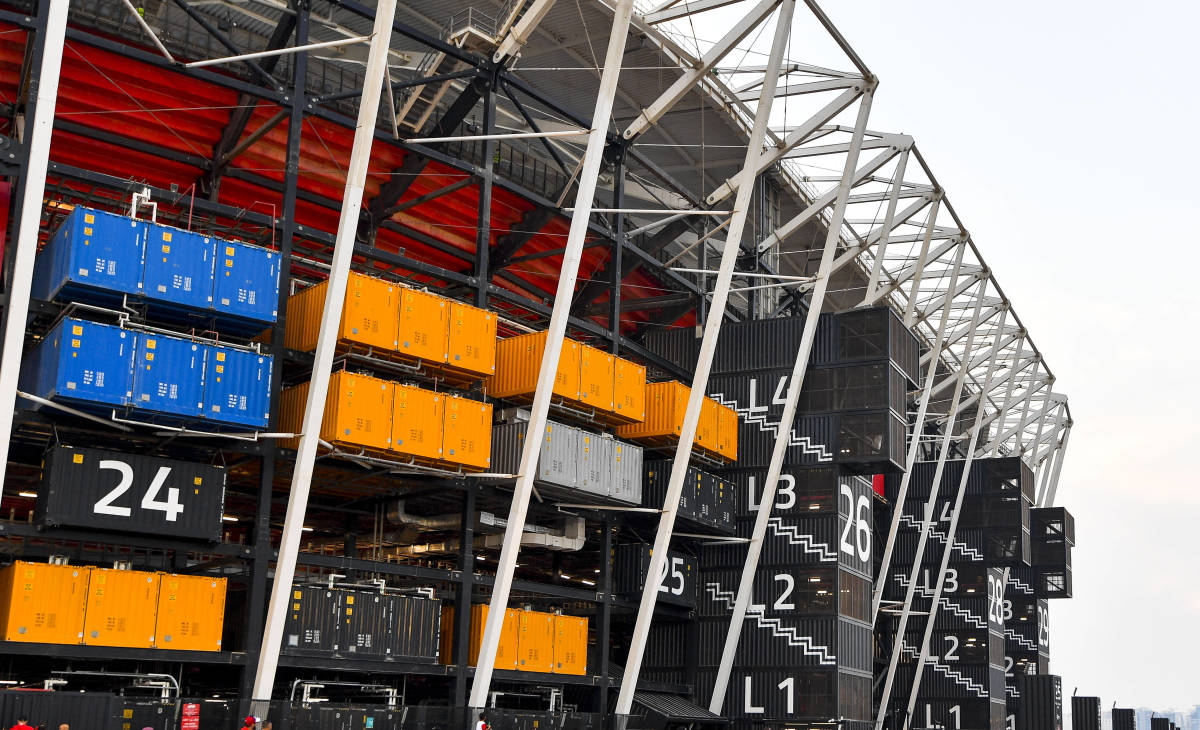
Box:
[142,222,215,310]
[467,604,521,670]
[280,372,394,452]
[697,667,857,722]
[284,585,340,655]
[1031,507,1076,545]
[446,300,497,379]
[643,459,703,527]
[696,615,871,673]
[911,699,1003,730]
[1071,697,1101,730]
[0,561,90,644]
[212,239,280,326]
[578,431,614,498]
[517,610,555,673]
[731,412,838,468]
[33,206,145,302]
[613,357,647,423]
[578,343,615,412]
[490,331,581,402]
[154,574,226,651]
[1031,540,1072,568]
[1112,709,1136,730]
[614,543,697,608]
[552,614,588,675]
[388,593,440,662]
[392,384,445,461]
[611,439,644,506]
[338,589,389,658]
[888,457,1035,504]
[131,333,206,419]
[202,345,272,428]
[82,569,160,648]
[727,466,839,517]
[616,382,730,459]
[36,445,226,541]
[441,395,493,470]
[490,420,579,490]
[0,690,115,730]
[1013,675,1062,730]
[285,272,400,353]
[396,286,447,362]
[697,396,720,456]
[20,317,135,409]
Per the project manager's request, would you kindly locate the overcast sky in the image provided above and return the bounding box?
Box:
[802,0,1200,710]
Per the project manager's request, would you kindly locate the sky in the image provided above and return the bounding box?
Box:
[803,0,1200,710]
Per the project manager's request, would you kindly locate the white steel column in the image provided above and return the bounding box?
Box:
[902,201,941,327]
[468,0,636,710]
[870,237,963,622]
[708,82,876,715]
[0,0,68,503]
[902,305,1010,730]
[614,1,803,716]
[862,149,910,304]
[250,0,397,702]
[873,283,991,730]
[987,333,1026,456]
[1042,422,1071,507]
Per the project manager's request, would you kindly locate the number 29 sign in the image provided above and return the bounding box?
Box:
[36,445,227,541]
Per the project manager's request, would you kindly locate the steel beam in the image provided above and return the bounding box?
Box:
[0,0,67,508]
[467,0,636,713]
[249,0,397,704]
[613,1,800,716]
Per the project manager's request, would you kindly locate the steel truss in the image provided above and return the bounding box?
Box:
[0,0,1072,722]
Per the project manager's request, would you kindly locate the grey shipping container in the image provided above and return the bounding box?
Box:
[490,420,578,490]
[579,430,613,498]
[1071,697,1102,730]
[284,585,341,655]
[611,438,643,505]
[36,444,227,541]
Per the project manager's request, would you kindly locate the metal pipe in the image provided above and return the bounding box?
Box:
[406,130,588,144]
[563,208,730,215]
[249,0,397,705]
[119,0,176,62]
[0,0,68,508]
[466,0,636,713]
[613,0,799,717]
[185,35,369,68]
[708,72,874,715]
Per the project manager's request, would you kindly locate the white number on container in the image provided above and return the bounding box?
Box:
[657,556,685,596]
[772,573,795,611]
[840,485,871,562]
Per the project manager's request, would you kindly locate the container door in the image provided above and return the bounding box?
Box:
[155,574,226,651]
[442,397,493,470]
[83,569,160,648]
[397,288,449,364]
[613,357,646,423]
[142,224,215,310]
[63,208,146,297]
[578,344,615,413]
[213,241,280,325]
[341,273,399,351]
[327,372,394,452]
[203,346,272,428]
[132,335,205,418]
[0,562,90,644]
[392,385,445,460]
[447,301,497,378]
[44,319,135,407]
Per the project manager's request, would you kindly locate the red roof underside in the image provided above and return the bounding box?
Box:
[0,24,694,334]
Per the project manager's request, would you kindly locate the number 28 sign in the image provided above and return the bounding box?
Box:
[36,445,226,541]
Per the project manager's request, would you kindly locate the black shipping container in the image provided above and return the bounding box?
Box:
[894,661,995,701]
[887,457,1035,504]
[910,698,1004,730]
[728,412,838,468]
[835,409,908,473]
[1112,709,1136,730]
[1071,697,1101,730]
[614,543,698,608]
[388,592,441,662]
[643,460,702,527]
[1031,507,1075,545]
[1151,720,1171,730]
[338,589,389,657]
[727,465,839,518]
[694,615,870,672]
[696,667,846,722]
[0,690,116,729]
[36,444,227,541]
[284,585,341,655]
[1037,565,1073,599]
[1013,675,1062,730]
[1031,540,1072,568]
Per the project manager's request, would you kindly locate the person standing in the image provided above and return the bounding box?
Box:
[8,717,32,730]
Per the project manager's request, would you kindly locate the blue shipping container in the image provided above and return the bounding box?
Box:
[203,345,272,428]
[131,333,205,419]
[142,222,215,310]
[19,318,135,408]
[212,240,280,326]
[33,207,145,302]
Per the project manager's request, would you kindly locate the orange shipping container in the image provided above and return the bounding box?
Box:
[467,604,520,669]
[578,344,615,412]
[442,396,493,470]
[490,331,581,402]
[284,272,399,353]
[616,381,688,441]
[392,384,445,461]
[397,288,448,364]
[716,401,739,460]
[280,372,394,452]
[155,574,227,652]
[612,357,647,424]
[447,301,497,378]
[0,561,90,644]
[696,397,720,456]
[517,610,555,674]
[552,614,588,675]
[83,569,160,648]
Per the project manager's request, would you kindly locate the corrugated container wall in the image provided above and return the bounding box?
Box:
[517,610,555,673]
[203,345,272,428]
[0,562,90,644]
[131,333,205,419]
[1071,697,1101,730]
[154,574,226,651]
[83,569,160,648]
[212,239,280,327]
[552,614,588,675]
[392,384,445,461]
[33,206,144,302]
[142,223,214,310]
[285,272,399,353]
[1014,675,1063,730]
[20,318,135,408]
[280,372,394,452]
[446,300,497,379]
[283,585,339,655]
[397,287,446,363]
